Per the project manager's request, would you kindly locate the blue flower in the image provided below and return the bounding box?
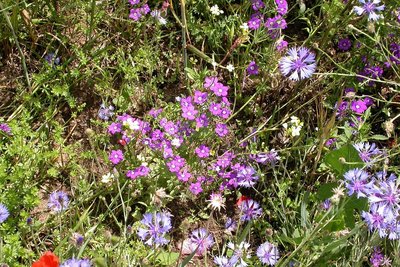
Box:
[238,199,262,221]
[137,211,172,247]
[0,204,9,223]
[354,0,384,21]
[343,169,373,198]
[256,241,280,266]
[48,191,69,212]
[60,258,91,267]
[98,104,115,121]
[279,47,317,81]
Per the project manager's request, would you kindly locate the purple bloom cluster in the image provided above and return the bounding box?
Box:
[137,211,172,247]
[344,169,400,240]
[126,165,150,180]
[279,47,317,81]
[0,123,11,135]
[358,65,384,85]
[389,43,400,65]
[335,93,374,119]
[60,258,91,267]
[48,191,69,213]
[370,247,391,267]
[98,104,114,121]
[265,15,287,39]
[129,1,151,21]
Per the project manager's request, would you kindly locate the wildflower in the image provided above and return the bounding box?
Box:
[325,138,336,147]
[321,199,331,210]
[353,0,385,21]
[98,104,114,120]
[109,149,124,165]
[196,114,209,128]
[151,10,167,25]
[108,123,122,135]
[48,191,69,212]
[214,256,230,267]
[226,64,235,72]
[181,106,198,120]
[129,0,140,5]
[240,22,249,31]
[225,217,237,233]
[137,211,172,247]
[279,47,317,81]
[343,168,373,198]
[60,258,92,267]
[331,185,345,203]
[189,228,214,255]
[247,17,261,30]
[275,0,288,15]
[251,0,265,11]
[227,241,252,267]
[361,208,386,237]
[72,233,84,246]
[44,53,61,66]
[193,90,208,105]
[265,15,287,39]
[256,242,280,266]
[237,165,259,188]
[276,39,288,52]
[0,204,9,223]
[32,251,59,267]
[148,108,163,118]
[195,145,210,158]
[254,149,280,166]
[238,199,262,221]
[353,142,381,163]
[177,168,192,182]
[211,83,229,97]
[210,102,222,116]
[207,193,225,211]
[370,247,384,267]
[140,4,150,15]
[204,76,219,88]
[215,123,229,137]
[210,5,224,16]
[189,182,203,195]
[338,38,352,51]
[350,99,368,114]
[369,175,400,221]
[129,8,142,21]
[126,166,150,180]
[0,123,11,135]
[247,61,259,75]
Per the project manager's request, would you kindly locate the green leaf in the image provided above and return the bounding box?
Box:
[316,182,338,200]
[369,135,389,141]
[157,251,180,266]
[344,196,368,228]
[323,144,364,176]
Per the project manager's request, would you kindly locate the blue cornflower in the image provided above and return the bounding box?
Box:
[225,217,237,233]
[256,241,280,266]
[238,199,262,221]
[227,241,252,267]
[369,178,400,222]
[137,211,172,247]
[214,256,230,267]
[237,165,259,188]
[279,47,317,81]
[343,169,373,198]
[44,52,61,66]
[361,208,387,238]
[98,104,115,121]
[189,228,214,256]
[353,0,384,21]
[0,203,9,223]
[353,142,381,163]
[48,191,69,212]
[60,258,91,267]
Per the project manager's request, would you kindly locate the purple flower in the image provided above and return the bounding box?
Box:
[255,149,280,166]
[251,0,265,11]
[219,108,231,119]
[189,228,214,255]
[48,191,69,212]
[321,199,331,210]
[137,211,172,247]
[129,0,140,5]
[369,177,400,222]
[214,256,230,267]
[216,152,235,168]
[195,145,210,158]
[0,204,9,223]
[370,247,384,267]
[109,149,124,165]
[193,91,208,105]
[44,53,61,66]
[238,199,262,221]
[256,241,280,266]
[163,121,178,135]
[324,138,336,147]
[343,168,373,198]
[225,217,237,233]
[61,258,92,267]
[275,0,288,15]
[353,0,384,21]
[211,82,229,97]
[177,168,192,182]
[265,15,287,39]
[279,47,317,81]
[215,123,229,137]
[181,105,198,120]
[98,104,114,120]
[148,108,163,118]
[248,17,262,30]
[0,123,12,135]
[140,4,150,15]
[361,209,387,237]
[237,165,259,188]
[276,39,288,52]
[209,102,222,116]
[189,182,203,195]
[336,101,349,117]
[126,166,150,180]
[204,76,219,89]
[129,8,142,21]
[353,142,381,163]
[350,99,368,114]
[338,38,352,51]
[364,97,374,107]
[247,61,259,75]
[108,123,122,135]
[195,114,209,128]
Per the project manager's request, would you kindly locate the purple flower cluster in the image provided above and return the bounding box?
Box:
[129,1,150,21]
[126,165,150,180]
[60,258,91,267]
[370,247,391,267]
[335,93,374,119]
[344,169,400,240]
[137,211,172,247]
[358,65,384,85]
[0,123,11,135]
[98,104,114,121]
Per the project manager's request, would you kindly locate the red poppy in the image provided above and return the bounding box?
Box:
[236,195,251,206]
[32,251,59,267]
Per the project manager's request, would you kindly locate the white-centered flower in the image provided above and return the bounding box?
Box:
[210,5,224,16]
[101,172,115,183]
[226,64,235,72]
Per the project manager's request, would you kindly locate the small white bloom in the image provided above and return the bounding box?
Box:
[210,4,224,16]
[226,63,235,72]
[101,172,114,183]
[291,126,302,136]
[171,138,182,147]
[240,22,249,30]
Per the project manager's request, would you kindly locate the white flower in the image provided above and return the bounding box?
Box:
[240,23,249,30]
[101,173,114,183]
[124,118,140,131]
[171,138,182,147]
[226,63,235,72]
[210,4,224,16]
[207,193,225,211]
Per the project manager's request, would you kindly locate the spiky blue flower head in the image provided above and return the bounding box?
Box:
[48,191,69,213]
[137,211,172,247]
[256,241,280,266]
[238,199,262,221]
[369,175,400,222]
[60,258,91,267]
[343,168,373,198]
[0,204,9,223]
[279,47,317,81]
[354,0,384,21]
